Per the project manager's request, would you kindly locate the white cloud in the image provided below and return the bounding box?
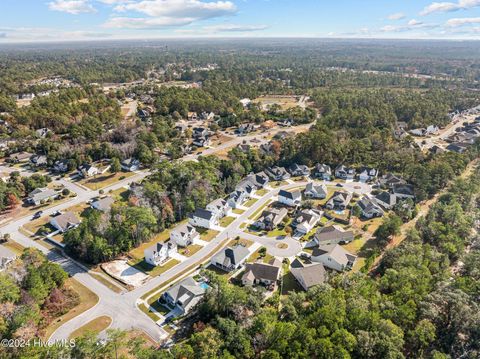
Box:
[96,0,130,3]
[446,16,480,26]
[420,0,480,15]
[104,16,194,28]
[48,0,97,14]
[203,24,268,32]
[380,19,436,32]
[387,12,406,20]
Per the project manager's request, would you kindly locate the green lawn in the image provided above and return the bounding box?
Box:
[244,198,259,207]
[256,188,268,196]
[198,228,220,242]
[233,208,245,215]
[131,258,181,277]
[228,237,254,248]
[248,247,274,263]
[219,216,235,227]
[248,200,272,220]
[178,244,203,257]
[270,181,288,188]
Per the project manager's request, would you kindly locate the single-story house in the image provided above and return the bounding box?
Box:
[288,163,311,177]
[91,196,115,212]
[335,165,356,180]
[206,198,231,219]
[121,158,140,172]
[313,163,332,180]
[188,208,218,229]
[161,277,206,315]
[30,155,48,167]
[357,196,384,219]
[311,244,356,271]
[78,164,99,178]
[144,241,177,266]
[374,191,397,210]
[170,223,200,247]
[265,166,291,181]
[242,258,282,287]
[378,173,406,189]
[304,182,327,199]
[211,245,250,272]
[28,188,58,206]
[50,211,81,233]
[278,189,302,207]
[314,225,354,245]
[326,191,352,210]
[254,208,288,231]
[290,259,326,291]
[293,209,322,234]
[392,184,415,200]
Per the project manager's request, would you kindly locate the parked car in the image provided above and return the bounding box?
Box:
[32,211,43,220]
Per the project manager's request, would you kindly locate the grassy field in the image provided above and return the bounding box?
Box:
[22,216,53,236]
[178,244,203,257]
[248,200,272,220]
[244,198,259,207]
[129,230,171,260]
[232,208,245,215]
[199,229,219,242]
[2,240,25,255]
[219,216,235,227]
[43,278,99,339]
[78,171,135,190]
[270,181,288,188]
[69,316,112,339]
[89,272,124,293]
[256,188,268,196]
[132,258,181,277]
[253,96,299,110]
[281,264,303,295]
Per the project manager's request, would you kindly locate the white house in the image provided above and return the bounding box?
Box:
[278,189,302,207]
[304,182,327,199]
[121,158,140,172]
[170,223,200,247]
[144,241,177,266]
[206,198,231,219]
[161,277,207,315]
[288,163,310,177]
[293,209,322,234]
[326,191,352,210]
[358,167,378,183]
[78,164,99,178]
[227,190,247,209]
[28,188,58,206]
[335,165,356,180]
[357,196,384,219]
[188,208,218,229]
[313,163,332,180]
[311,244,356,271]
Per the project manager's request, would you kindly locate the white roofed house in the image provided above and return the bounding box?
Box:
[188,208,218,229]
[77,163,99,178]
[206,198,231,219]
[170,223,200,247]
[27,188,58,206]
[265,166,291,181]
[288,163,311,177]
[50,211,81,233]
[161,277,207,315]
[358,167,378,183]
[357,196,384,219]
[278,189,302,207]
[211,245,250,272]
[313,163,332,180]
[304,182,328,199]
[144,241,177,267]
[326,191,352,210]
[293,209,322,235]
[311,244,357,272]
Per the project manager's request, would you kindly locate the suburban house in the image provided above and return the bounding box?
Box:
[288,163,311,177]
[27,188,58,206]
[192,136,210,148]
[0,245,16,272]
[201,111,215,121]
[242,258,282,288]
[53,159,69,173]
[379,173,406,189]
[313,163,332,180]
[311,244,357,271]
[326,191,352,210]
[304,182,328,199]
[278,189,302,207]
[392,184,415,200]
[78,163,99,178]
[50,211,81,233]
[446,143,468,154]
[188,208,218,229]
[161,277,206,315]
[170,223,200,247]
[30,155,48,167]
[187,112,198,121]
[239,171,269,189]
[265,166,291,181]
[121,158,140,172]
[293,209,322,234]
[335,165,356,180]
[358,167,378,183]
[235,182,255,198]
[314,225,354,245]
[357,196,384,218]
[91,197,115,212]
[374,191,397,209]
[290,259,326,291]
[144,241,177,266]
[237,144,251,153]
[227,190,248,209]
[236,123,255,135]
[192,127,208,138]
[8,151,32,163]
[211,245,250,272]
[206,198,231,219]
[254,208,288,231]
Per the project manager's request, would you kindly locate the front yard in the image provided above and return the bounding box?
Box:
[78,171,135,190]
[178,244,203,257]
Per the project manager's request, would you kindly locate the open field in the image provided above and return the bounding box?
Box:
[78,171,135,190]
[43,278,99,339]
[132,258,181,278]
[253,95,300,110]
[69,316,112,339]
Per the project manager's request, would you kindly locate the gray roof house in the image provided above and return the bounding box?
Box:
[265,166,291,181]
[91,197,115,212]
[28,188,58,206]
[314,225,354,245]
[313,163,332,180]
[50,211,81,233]
[379,173,406,188]
[311,243,357,271]
[211,245,250,272]
[392,183,415,199]
[0,245,16,272]
[290,260,326,291]
[326,191,352,210]
[304,182,327,199]
[254,208,288,231]
[288,163,311,177]
[241,258,282,287]
[374,191,397,209]
[357,196,384,219]
[335,165,356,180]
[161,277,207,315]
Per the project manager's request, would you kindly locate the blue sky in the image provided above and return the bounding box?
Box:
[1,0,480,42]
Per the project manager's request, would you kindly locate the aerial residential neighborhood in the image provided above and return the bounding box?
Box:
[1,2,480,357]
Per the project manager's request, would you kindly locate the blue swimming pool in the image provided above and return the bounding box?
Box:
[200,282,210,290]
